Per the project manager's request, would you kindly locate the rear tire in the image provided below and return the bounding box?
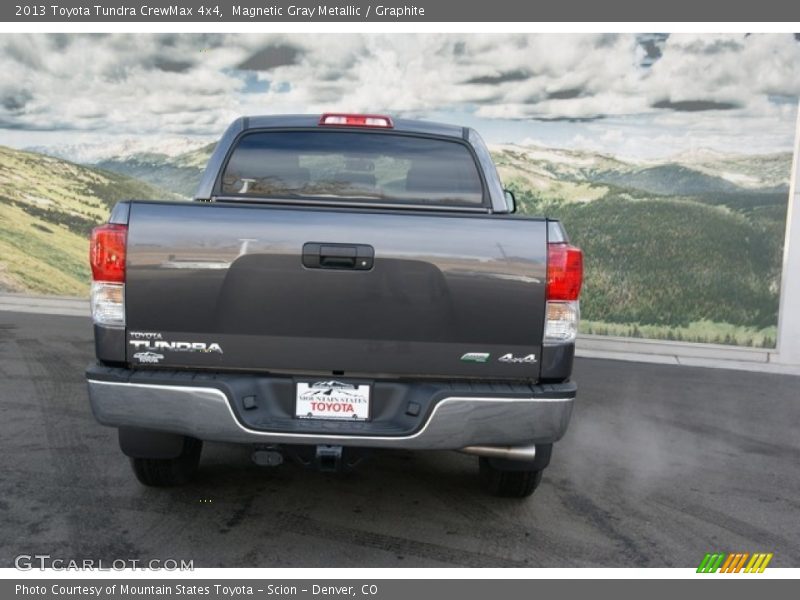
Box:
[479,458,544,497]
[478,444,551,498]
[131,437,202,487]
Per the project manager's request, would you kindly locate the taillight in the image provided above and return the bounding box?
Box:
[545,242,583,345]
[318,113,394,128]
[547,243,583,301]
[90,224,127,327]
[90,224,127,283]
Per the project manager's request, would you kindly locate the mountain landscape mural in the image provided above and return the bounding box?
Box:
[1,33,797,346]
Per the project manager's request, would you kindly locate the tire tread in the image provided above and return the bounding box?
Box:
[131,437,202,487]
[479,457,544,498]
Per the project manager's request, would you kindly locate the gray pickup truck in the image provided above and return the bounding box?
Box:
[86,113,583,498]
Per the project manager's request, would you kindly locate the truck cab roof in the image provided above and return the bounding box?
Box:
[193,113,507,212]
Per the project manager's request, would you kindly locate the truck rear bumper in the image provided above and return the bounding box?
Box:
[86,367,575,450]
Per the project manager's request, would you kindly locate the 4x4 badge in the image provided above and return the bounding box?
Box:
[499,353,537,364]
[460,352,490,363]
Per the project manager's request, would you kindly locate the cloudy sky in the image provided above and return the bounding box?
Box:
[1,33,798,159]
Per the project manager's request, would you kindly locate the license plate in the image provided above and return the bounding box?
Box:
[295,380,371,421]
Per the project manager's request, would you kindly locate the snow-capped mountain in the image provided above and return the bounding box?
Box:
[26,136,214,165]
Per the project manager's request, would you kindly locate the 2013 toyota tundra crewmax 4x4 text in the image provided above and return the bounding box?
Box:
[86,113,583,498]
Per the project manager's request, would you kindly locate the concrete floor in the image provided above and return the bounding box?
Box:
[1,310,798,568]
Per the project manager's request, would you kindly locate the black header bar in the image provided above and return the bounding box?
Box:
[4,0,800,22]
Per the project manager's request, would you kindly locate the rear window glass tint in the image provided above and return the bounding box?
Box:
[220,131,484,206]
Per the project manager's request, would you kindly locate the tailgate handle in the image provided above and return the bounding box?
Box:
[302,243,374,270]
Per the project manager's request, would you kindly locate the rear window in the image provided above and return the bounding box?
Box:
[220,130,484,206]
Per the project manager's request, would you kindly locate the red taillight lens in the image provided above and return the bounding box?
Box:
[318,113,394,128]
[547,243,583,301]
[90,224,127,283]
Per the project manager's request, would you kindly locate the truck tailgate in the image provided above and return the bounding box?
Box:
[124,201,547,380]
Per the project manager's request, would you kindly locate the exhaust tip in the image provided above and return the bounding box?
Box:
[460,444,537,462]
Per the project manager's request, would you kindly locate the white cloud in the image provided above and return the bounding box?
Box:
[645,34,800,108]
[0,33,797,155]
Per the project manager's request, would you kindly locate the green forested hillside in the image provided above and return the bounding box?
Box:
[545,196,778,325]
[496,145,791,346]
[0,146,180,295]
